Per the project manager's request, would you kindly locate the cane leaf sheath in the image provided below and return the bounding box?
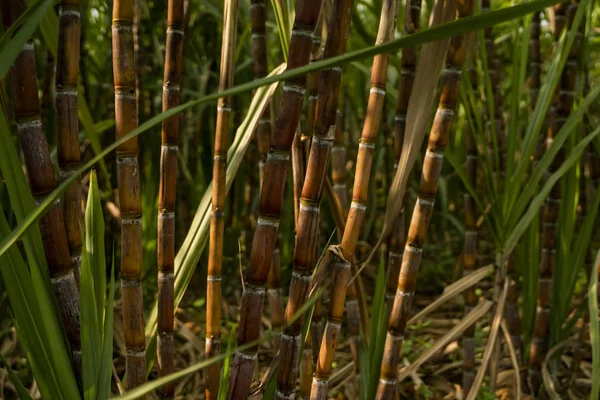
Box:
[157,0,185,397]
[277,0,354,396]
[227,0,324,397]
[376,0,473,397]
[113,0,146,388]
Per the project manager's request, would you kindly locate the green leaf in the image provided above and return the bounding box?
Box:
[218,325,237,400]
[85,171,106,324]
[367,257,388,399]
[0,0,56,79]
[504,125,600,254]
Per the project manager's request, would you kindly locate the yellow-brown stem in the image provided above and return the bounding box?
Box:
[377,1,472,397]
[157,0,185,397]
[113,0,146,388]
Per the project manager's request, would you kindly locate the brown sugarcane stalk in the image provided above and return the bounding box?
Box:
[310,0,401,395]
[227,0,324,396]
[462,64,479,394]
[376,0,473,397]
[56,0,83,286]
[528,1,578,394]
[385,0,422,315]
[277,0,354,397]
[331,109,349,217]
[112,0,146,389]
[267,244,285,350]
[157,0,185,397]
[304,11,324,157]
[2,0,82,383]
[206,0,238,397]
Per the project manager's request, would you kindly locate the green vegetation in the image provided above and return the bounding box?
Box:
[0,0,598,398]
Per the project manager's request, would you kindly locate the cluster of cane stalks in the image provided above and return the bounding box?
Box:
[3,0,600,398]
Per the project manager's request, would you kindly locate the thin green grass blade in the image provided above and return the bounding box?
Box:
[0,351,33,400]
[0,0,56,78]
[0,207,73,399]
[86,170,106,325]
[97,257,116,400]
[589,249,600,400]
[505,0,589,214]
[508,84,600,230]
[504,126,600,254]
[80,239,101,400]
[217,325,237,400]
[556,185,600,336]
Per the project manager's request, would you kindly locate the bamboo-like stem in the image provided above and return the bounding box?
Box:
[376,1,472,397]
[331,109,349,217]
[250,0,272,186]
[56,0,83,286]
[227,0,324,395]
[385,0,422,315]
[462,65,479,394]
[206,0,238,397]
[2,0,82,384]
[299,333,313,400]
[157,0,185,397]
[304,11,324,156]
[112,0,146,389]
[277,0,354,396]
[267,244,285,350]
[310,0,400,395]
[528,1,579,394]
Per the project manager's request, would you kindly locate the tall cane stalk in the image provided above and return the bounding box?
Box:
[56,0,83,286]
[112,0,146,388]
[206,0,238,397]
[462,64,479,393]
[227,0,324,396]
[2,0,82,383]
[157,0,185,396]
[376,0,473,397]
[529,1,579,393]
[310,0,400,395]
[385,0,422,315]
[277,0,354,396]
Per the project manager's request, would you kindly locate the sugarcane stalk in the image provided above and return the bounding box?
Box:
[206,0,238,397]
[2,0,82,384]
[112,0,146,389]
[267,244,285,350]
[56,0,83,286]
[310,0,400,395]
[462,64,479,394]
[157,0,185,397]
[385,0,422,315]
[277,0,354,396]
[528,1,579,394]
[376,1,473,397]
[331,109,349,217]
[227,0,324,395]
